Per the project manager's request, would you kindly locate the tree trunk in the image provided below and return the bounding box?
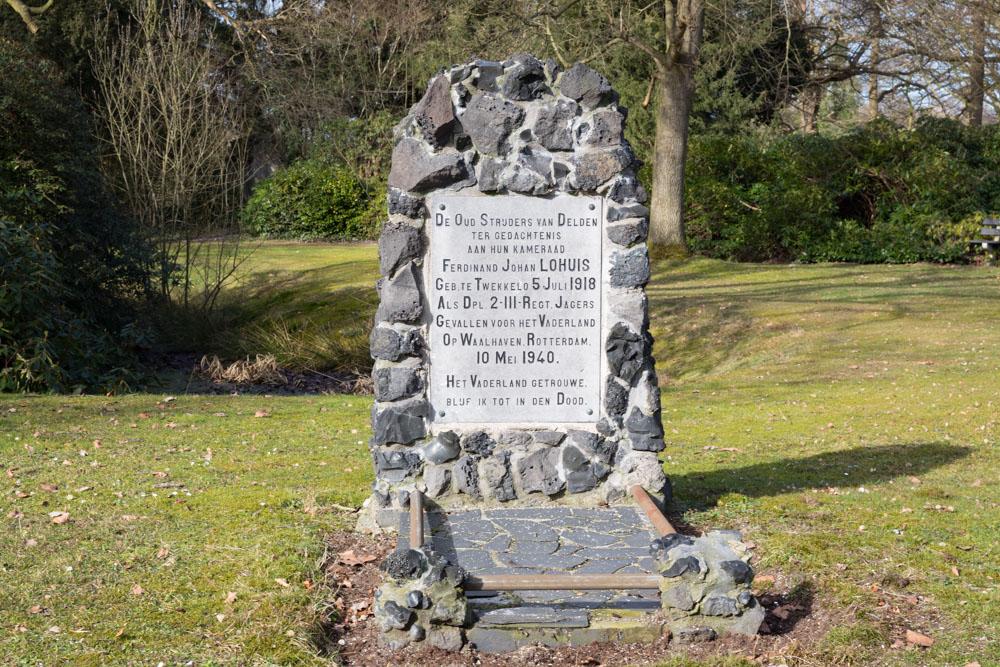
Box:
[867,39,880,120]
[801,83,822,132]
[967,0,986,126]
[649,67,693,248]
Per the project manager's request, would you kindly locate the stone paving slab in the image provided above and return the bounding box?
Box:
[399,506,661,609]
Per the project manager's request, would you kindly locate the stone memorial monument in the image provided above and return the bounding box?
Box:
[363,54,764,652]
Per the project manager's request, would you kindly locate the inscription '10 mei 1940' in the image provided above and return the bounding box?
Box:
[428,193,603,423]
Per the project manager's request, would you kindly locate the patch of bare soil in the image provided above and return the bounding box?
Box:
[318,530,847,667]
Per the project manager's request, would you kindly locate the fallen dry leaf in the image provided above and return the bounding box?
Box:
[156,546,170,559]
[151,471,168,478]
[275,578,290,588]
[28,605,43,615]
[338,549,378,567]
[49,511,70,525]
[254,409,271,418]
[225,591,237,604]
[40,483,58,492]
[906,629,934,647]
[130,585,143,596]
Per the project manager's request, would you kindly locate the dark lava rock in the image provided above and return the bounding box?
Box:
[388,137,468,192]
[460,431,496,457]
[413,75,457,148]
[701,596,739,617]
[562,446,597,494]
[406,590,425,609]
[606,218,648,247]
[387,188,425,217]
[558,63,613,109]
[369,325,421,362]
[720,559,753,585]
[573,147,633,191]
[454,455,482,498]
[609,245,650,288]
[501,54,549,100]
[376,261,423,324]
[460,93,524,154]
[661,556,702,578]
[606,175,648,204]
[379,219,422,277]
[482,451,516,501]
[373,449,423,483]
[606,323,644,383]
[532,430,565,447]
[517,447,564,495]
[383,549,427,581]
[371,398,428,446]
[372,362,423,402]
[675,626,717,643]
[381,600,414,630]
[605,377,629,417]
[534,98,577,150]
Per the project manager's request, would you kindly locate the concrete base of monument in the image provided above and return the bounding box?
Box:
[466,608,669,653]
[371,505,763,653]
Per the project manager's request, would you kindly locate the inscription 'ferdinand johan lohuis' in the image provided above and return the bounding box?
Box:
[429,193,603,423]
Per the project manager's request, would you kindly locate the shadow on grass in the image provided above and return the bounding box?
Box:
[759,580,816,635]
[668,442,970,514]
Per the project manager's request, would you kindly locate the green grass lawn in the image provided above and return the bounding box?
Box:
[2,243,999,665]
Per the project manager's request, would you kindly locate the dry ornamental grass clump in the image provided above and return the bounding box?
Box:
[198,354,287,385]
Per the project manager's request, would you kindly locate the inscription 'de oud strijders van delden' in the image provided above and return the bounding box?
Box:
[428,193,603,423]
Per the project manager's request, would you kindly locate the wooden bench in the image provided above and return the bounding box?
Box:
[970,217,1000,263]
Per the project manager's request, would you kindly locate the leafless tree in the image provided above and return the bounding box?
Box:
[530,0,706,250]
[93,0,250,312]
[796,0,1000,128]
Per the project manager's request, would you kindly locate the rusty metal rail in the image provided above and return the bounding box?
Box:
[409,489,425,548]
[629,484,676,536]
[401,485,674,592]
[464,573,661,591]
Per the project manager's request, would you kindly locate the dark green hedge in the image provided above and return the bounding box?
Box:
[242,113,394,240]
[1,39,150,392]
[685,118,999,263]
[242,160,372,240]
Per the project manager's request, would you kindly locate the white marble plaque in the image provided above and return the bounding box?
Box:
[428,193,603,423]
